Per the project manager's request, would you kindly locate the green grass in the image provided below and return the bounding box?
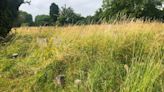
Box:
[0,21,164,92]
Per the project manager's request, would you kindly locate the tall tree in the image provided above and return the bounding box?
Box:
[0,0,25,37]
[102,0,164,21]
[35,15,51,26]
[56,6,83,26]
[14,11,33,27]
[93,8,104,24]
[50,3,59,23]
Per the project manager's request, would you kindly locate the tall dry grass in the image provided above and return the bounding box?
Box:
[0,21,164,92]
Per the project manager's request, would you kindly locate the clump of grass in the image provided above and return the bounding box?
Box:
[0,21,164,92]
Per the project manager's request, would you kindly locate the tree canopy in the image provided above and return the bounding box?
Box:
[35,15,51,26]
[14,11,33,27]
[56,6,84,26]
[50,3,59,23]
[0,0,24,37]
[102,0,164,21]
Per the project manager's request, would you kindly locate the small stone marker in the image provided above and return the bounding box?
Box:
[12,53,18,58]
[124,64,129,73]
[74,79,82,89]
[74,79,81,86]
[53,37,62,47]
[55,75,65,88]
[36,37,48,48]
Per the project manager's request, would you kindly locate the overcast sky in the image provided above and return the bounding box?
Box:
[19,0,102,19]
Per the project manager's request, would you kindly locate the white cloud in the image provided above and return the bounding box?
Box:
[19,0,102,19]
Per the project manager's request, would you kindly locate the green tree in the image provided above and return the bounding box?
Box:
[83,16,95,24]
[35,15,51,26]
[50,3,59,23]
[14,11,33,27]
[102,0,164,22]
[57,6,83,26]
[0,0,25,37]
[93,8,104,24]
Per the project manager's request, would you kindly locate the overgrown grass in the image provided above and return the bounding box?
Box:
[0,21,164,92]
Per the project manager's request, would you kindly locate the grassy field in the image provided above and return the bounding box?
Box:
[0,21,164,92]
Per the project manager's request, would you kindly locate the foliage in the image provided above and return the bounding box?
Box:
[56,6,84,26]
[50,3,59,24]
[0,0,24,37]
[35,15,51,26]
[102,0,164,22]
[14,11,33,27]
[93,8,104,24]
[82,16,95,24]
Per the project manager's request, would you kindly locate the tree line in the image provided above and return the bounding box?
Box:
[0,0,164,37]
[15,3,101,27]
